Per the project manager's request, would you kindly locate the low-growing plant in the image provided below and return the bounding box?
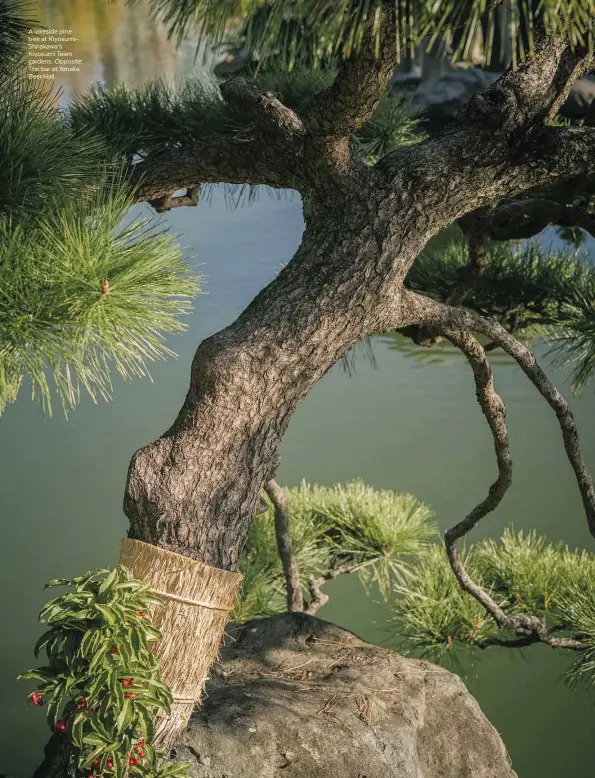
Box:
[19,566,190,778]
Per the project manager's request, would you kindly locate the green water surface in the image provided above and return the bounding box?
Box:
[2,3,595,775]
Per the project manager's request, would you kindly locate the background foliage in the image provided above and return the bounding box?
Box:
[137,0,595,69]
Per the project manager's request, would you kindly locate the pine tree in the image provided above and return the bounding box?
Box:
[8,0,595,769]
[0,1,198,416]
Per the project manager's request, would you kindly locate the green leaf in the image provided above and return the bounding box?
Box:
[114,581,143,591]
[138,694,170,713]
[80,744,108,768]
[44,578,72,589]
[98,568,119,596]
[87,712,111,741]
[71,711,85,749]
[112,746,124,778]
[115,698,130,735]
[82,732,109,747]
[45,692,62,729]
[140,595,165,608]
[88,669,110,700]
[144,678,171,695]
[88,642,109,675]
[136,704,155,743]
[94,603,117,624]
[158,762,192,778]
[17,667,56,682]
[34,629,60,659]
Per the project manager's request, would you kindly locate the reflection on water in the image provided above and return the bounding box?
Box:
[35,0,218,98]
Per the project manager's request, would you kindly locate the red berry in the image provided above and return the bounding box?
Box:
[92,760,100,767]
[121,677,133,687]
[123,692,136,699]
[137,611,146,617]
[55,722,67,733]
[110,646,119,655]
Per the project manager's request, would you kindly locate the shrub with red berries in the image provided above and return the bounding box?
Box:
[19,566,191,778]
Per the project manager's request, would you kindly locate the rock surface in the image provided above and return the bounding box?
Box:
[173,613,517,778]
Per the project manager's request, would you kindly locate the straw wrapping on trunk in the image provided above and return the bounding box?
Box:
[118,538,243,751]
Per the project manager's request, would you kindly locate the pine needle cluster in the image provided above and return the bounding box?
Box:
[232,480,436,621]
[136,0,595,70]
[391,527,595,687]
[0,25,199,415]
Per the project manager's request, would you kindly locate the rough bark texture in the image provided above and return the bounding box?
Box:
[172,613,518,778]
[116,12,595,759]
[126,26,595,571]
[265,479,303,612]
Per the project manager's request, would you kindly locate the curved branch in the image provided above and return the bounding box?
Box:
[264,479,303,613]
[477,633,584,651]
[442,329,585,649]
[484,198,595,241]
[443,330,512,545]
[304,7,398,139]
[220,77,305,140]
[404,290,595,540]
[131,78,305,203]
[460,31,592,132]
[131,134,299,203]
[304,561,372,616]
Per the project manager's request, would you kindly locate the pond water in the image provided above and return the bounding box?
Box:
[2,2,595,776]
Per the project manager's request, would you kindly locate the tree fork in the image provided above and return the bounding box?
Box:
[114,15,595,764]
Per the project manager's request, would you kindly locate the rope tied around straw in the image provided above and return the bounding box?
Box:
[118,538,243,745]
[150,587,228,611]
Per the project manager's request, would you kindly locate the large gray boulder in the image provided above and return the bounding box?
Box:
[173,613,517,778]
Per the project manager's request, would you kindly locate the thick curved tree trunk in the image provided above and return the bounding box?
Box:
[32,17,595,776]
[116,20,595,757]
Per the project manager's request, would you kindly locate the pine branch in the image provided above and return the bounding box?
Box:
[264,479,303,612]
[130,134,299,203]
[405,290,595,540]
[439,329,585,649]
[68,73,422,206]
[460,28,592,132]
[220,77,305,139]
[304,559,377,616]
[304,7,398,138]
